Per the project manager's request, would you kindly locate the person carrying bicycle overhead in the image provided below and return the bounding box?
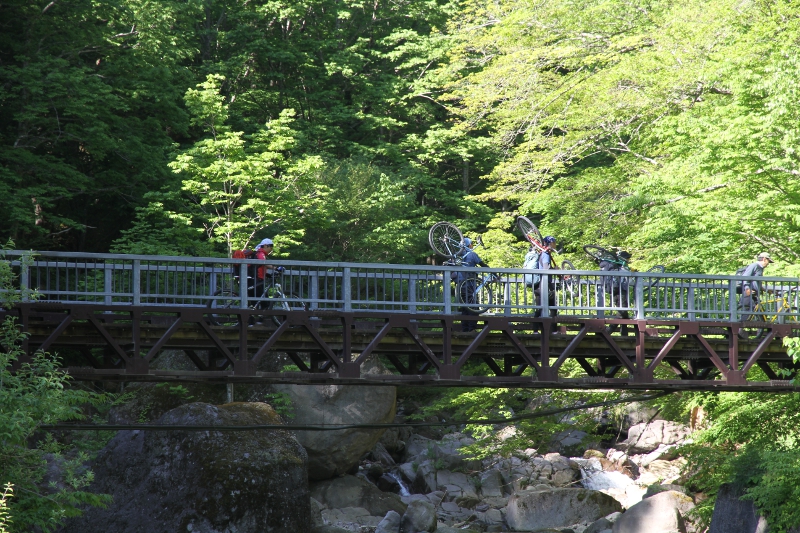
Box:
[533,236,559,332]
[739,252,774,334]
[457,237,489,332]
[600,250,632,335]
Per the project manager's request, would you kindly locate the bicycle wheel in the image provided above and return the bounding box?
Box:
[457,279,493,314]
[429,222,464,258]
[560,260,579,294]
[643,265,666,288]
[205,290,241,326]
[475,281,505,314]
[517,216,543,247]
[583,244,618,263]
[267,292,308,326]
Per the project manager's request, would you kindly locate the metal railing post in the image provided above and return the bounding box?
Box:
[729,279,738,323]
[343,267,352,312]
[104,265,113,306]
[19,259,29,302]
[408,277,417,314]
[635,275,645,319]
[310,271,319,310]
[444,270,452,314]
[132,259,141,305]
[240,263,248,308]
[688,286,696,321]
[541,274,550,317]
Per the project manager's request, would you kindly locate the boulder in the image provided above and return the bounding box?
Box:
[612,490,694,533]
[321,507,383,529]
[401,500,437,533]
[479,469,505,497]
[708,484,768,533]
[274,359,396,480]
[376,510,402,533]
[621,421,690,454]
[311,475,407,517]
[60,402,309,533]
[505,488,622,531]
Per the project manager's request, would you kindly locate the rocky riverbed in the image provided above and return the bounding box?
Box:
[54,372,780,533]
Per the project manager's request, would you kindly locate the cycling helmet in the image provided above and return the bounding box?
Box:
[543,236,556,245]
[618,250,632,260]
[462,237,472,247]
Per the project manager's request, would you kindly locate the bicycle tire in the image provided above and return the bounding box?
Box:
[583,244,618,263]
[267,292,308,326]
[560,260,579,292]
[205,289,241,326]
[429,222,464,258]
[457,279,496,314]
[517,216,543,247]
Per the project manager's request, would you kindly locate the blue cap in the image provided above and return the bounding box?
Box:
[543,236,556,245]
[462,238,472,247]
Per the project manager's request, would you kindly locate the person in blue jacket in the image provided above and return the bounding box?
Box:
[457,237,489,332]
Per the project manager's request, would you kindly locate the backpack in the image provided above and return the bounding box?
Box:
[734,265,747,294]
[523,250,541,288]
[232,249,255,260]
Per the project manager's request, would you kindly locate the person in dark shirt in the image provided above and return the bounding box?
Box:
[739,252,774,337]
[600,250,632,335]
[533,236,559,333]
[457,237,489,332]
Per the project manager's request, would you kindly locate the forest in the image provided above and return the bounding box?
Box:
[3,0,800,530]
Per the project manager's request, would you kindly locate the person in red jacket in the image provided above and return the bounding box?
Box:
[252,238,275,298]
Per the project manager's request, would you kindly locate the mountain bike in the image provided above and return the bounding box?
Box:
[559,259,579,296]
[457,272,505,314]
[741,288,800,339]
[429,221,464,259]
[583,245,665,289]
[206,270,307,326]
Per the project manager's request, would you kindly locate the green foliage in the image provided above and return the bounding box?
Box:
[263,392,295,419]
[0,483,11,533]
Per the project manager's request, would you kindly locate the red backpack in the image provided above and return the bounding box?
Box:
[232,249,255,259]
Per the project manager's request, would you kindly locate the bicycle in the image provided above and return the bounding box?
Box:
[206,269,307,326]
[456,271,505,314]
[583,245,665,289]
[741,287,800,340]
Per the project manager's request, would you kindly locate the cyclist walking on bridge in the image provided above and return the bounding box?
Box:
[533,236,559,332]
[457,237,489,332]
[739,252,774,333]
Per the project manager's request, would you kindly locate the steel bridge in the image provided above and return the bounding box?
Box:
[3,251,800,391]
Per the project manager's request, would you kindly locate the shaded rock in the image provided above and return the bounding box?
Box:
[322,507,383,528]
[60,402,308,533]
[378,473,402,493]
[506,488,622,531]
[372,442,397,466]
[376,510,402,533]
[311,498,326,528]
[621,421,690,454]
[311,475,407,517]
[401,500,437,533]
[108,382,226,424]
[479,469,505,497]
[274,359,396,480]
[708,484,768,533]
[612,490,694,533]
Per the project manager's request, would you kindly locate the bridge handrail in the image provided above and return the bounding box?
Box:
[3,250,798,323]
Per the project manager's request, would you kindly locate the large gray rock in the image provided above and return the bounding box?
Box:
[274,360,396,480]
[311,475,407,517]
[622,421,691,454]
[708,484,768,533]
[612,490,694,533]
[401,500,437,533]
[60,402,309,533]
[376,510,402,533]
[505,488,622,531]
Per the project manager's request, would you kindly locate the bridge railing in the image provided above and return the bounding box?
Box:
[3,250,799,323]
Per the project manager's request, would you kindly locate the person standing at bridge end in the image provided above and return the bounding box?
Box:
[739,252,774,337]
